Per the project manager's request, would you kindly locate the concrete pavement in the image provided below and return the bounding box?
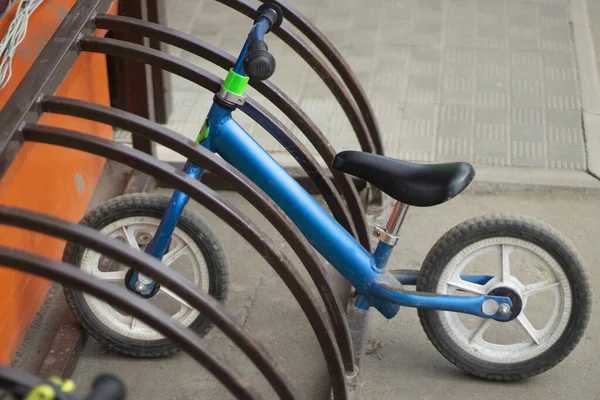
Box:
[133,0,597,176]
[361,189,600,400]
[70,183,600,399]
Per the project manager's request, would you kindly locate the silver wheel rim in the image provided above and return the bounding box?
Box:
[80,216,210,341]
[436,237,571,364]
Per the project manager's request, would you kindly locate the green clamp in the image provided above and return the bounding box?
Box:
[222,69,249,95]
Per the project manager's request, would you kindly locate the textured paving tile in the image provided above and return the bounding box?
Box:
[154,0,586,171]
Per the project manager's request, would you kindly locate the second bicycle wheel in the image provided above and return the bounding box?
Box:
[416,214,591,381]
[64,193,228,357]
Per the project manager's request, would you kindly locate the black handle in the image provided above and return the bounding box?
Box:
[254,3,283,30]
[243,3,283,81]
[243,40,276,81]
[84,375,125,400]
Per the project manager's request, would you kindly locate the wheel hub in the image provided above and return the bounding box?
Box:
[488,286,523,322]
[125,268,161,299]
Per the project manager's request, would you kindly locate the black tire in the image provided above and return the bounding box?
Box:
[63,193,228,358]
[417,214,591,381]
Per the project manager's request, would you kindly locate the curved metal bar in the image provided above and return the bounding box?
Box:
[215,0,376,155]
[259,0,383,155]
[240,98,359,242]
[0,366,42,394]
[0,247,261,400]
[88,17,371,250]
[22,124,349,400]
[40,95,356,373]
[0,205,298,400]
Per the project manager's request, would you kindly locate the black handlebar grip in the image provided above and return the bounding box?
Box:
[85,374,126,400]
[243,40,276,81]
[255,3,283,30]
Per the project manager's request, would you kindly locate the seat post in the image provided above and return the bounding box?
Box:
[372,201,409,270]
[385,201,409,236]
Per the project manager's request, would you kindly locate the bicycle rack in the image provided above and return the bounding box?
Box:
[0,0,386,398]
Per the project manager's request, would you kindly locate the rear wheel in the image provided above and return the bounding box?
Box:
[64,193,228,357]
[417,215,591,380]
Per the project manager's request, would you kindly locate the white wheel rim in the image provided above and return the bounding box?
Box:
[80,216,210,341]
[436,237,571,364]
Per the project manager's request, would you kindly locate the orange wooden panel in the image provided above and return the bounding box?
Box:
[0,0,119,363]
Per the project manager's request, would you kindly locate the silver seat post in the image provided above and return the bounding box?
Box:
[386,201,409,237]
[372,201,409,248]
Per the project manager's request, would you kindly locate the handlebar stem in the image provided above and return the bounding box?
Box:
[249,17,272,43]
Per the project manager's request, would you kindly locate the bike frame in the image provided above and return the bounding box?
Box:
[128,20,512,322]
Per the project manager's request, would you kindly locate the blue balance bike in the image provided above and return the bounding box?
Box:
[63,4,591,381]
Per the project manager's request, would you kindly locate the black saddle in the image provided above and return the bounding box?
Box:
[332,151,475,207]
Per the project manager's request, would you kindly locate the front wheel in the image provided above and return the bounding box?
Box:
[63,193,228,358]
[417,215,591,381]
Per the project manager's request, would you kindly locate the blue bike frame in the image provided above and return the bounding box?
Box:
[128,19,512,322]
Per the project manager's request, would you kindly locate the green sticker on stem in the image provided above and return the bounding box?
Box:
[196,119,210,143]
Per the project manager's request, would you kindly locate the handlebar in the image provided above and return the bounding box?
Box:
[0,367,125,400]
[84,375,126,400]
[242,3,283,81]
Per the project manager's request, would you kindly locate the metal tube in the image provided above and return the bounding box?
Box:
[241,98,358,241]
[40,95,356,373]
[22,124,349,400]
[214,117,377,293]
[385,202,409,236]
[0,366,43,394]
[0,247,262,400]
[0,204,299,400]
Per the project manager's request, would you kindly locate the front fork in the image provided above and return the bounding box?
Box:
[357,202,514,322]
[126,161,204,296]
[126,63,249,296]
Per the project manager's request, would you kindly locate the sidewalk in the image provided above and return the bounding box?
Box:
[140,0,598,176]
[70,188,600,400]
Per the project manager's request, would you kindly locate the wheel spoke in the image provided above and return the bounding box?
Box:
[500,244,512,283]
[121,226,141,251]
[469,318,493,345]
[447,279,486,295]
[160,287,193,310]
[522,280,560,298]
[162,245,189,267]
[517,313,541,345]
[93,270,127,282]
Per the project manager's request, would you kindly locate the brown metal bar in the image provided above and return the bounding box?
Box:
[243,93,371,251]
[22,124,349,400]
[0,0,114,178]
[259,0,383,155]
[79,25,372,250]
[0,0,10,14]
[0,204,298,400]
[146,0,172,124]
[215,0,375,155]
[112,0,155,155]
[0,247,262,400]
[240,98,359,241]
[0,366,43,392]
[40,94,356,373]
[197,167,367,194]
